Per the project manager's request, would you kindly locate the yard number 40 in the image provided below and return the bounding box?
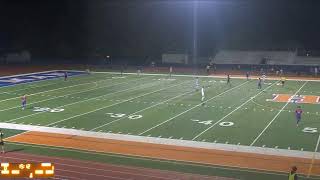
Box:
[302,127,318,133]
[106,113,143,120]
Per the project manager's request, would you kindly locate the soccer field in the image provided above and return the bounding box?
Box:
[0,71,320,153]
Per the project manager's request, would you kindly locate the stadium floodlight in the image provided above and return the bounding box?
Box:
[192,0,198,65]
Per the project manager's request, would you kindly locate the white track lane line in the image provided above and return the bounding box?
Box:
[138,80,250,136]
[192,81,279,141]
[7,141,320,179]
[4,155,175,180]
[46,80,189,127]
[250,81,308,146]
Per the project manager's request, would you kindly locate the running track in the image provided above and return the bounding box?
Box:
[0,152,236,180]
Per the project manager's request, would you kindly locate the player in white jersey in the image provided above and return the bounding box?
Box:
[195,77,199,91]
[262,73,266,83]
[201,86,205,102]
[169,66,173,78]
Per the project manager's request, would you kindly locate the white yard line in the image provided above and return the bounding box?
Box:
[90,84,193,131]
[0,76,147,112]
[192,81,279,141]
[0,73,109,94]
[46,80,189,127]
[3,77,160,123]
[250,81,308,146]
[0,76,120,103]
[0,82,59,94]
[138,81,250,135]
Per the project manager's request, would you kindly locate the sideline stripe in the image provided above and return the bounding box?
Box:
[92,71,320,82]
[192,81,278,140]
[0,70,64,89]
[46,80,189,126]
[4,76,157,123]
[0,74,117,103]
[2,123,319,159]
[5,141,320,179]
[250,81,308,146]
[0,76,146,112]
[138,81,250,135]
[90,82,193,131]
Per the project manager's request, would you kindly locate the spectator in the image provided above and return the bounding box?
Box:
[206,65,210,75]
[288,166,298,180]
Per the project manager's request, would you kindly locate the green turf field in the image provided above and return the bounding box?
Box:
[0,71,319,153]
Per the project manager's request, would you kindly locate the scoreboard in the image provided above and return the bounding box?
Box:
[0,163,54,178]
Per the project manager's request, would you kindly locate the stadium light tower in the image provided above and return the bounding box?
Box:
[192,0,198,65]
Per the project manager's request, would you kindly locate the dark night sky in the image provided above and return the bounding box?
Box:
[0,0,320,58]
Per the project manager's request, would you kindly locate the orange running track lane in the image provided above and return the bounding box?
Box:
[5,131,320,177]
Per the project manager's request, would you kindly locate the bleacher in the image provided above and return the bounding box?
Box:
[214,50,298,65]
[293,57,320,65]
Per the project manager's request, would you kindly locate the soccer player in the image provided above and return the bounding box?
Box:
[227,74,231,86]
[201,86,205,102]
[137,66,141,76]
[281,76,286,87]
[195,77,200,91]
[295,106,303,126]
[21,95,27,110]
[0,130,4,153]
[169,66,173,78]
[246,71,249,80]
[64,71,68,81]
[258,78,262,89]
[262,73,266,83]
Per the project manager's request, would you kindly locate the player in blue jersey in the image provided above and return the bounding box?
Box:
[64,71,68,81]
[295,106,303,126]
[21,95,27,110]
[246,71,249,80]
